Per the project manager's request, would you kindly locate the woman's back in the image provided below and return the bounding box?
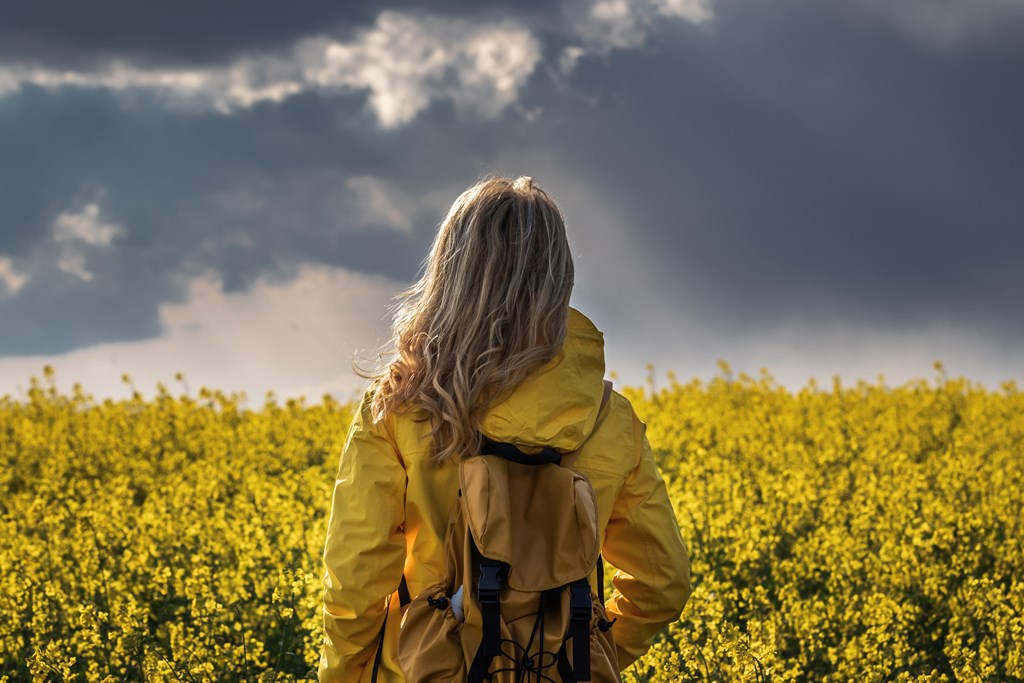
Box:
[319,306,691,682]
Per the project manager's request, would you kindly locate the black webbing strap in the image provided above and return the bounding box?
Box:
[568,578,592,680]
[557,640,575,682]
[369,594,390,683]
[554,556,605,683]
[398,574,411,608]
[468,558,504,683]
[479,379,613,470]
[370,575,412,683]
[480,438,562,465]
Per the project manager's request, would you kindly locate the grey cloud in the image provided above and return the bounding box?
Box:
[0,82,524,354]
[2,0,1023,363]
[0,1,560,68]
[855,0,1024,49]
[521,0,1024,335]
[0,2,369,68]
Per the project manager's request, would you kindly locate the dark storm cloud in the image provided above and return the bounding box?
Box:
[0,1,560,67]
[0,79,525,354]
[1,0,1023,359]
[523,0,1024,335]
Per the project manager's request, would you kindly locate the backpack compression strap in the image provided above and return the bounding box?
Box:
[480,439,562,465]
[468,557,505,683]
[569,577,594,680]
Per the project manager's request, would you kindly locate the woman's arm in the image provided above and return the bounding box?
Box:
[601,411,692,670]
[318,392,407,683]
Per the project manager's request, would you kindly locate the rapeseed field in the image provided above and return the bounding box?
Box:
[2,362,1021,681]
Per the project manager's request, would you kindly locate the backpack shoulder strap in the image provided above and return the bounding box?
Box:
[558,379,613,470]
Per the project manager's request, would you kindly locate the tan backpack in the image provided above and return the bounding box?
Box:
[384,380,620,682]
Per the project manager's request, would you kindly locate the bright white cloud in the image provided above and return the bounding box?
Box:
[0,262,402,405]
[560,0,714,74]
[0,10,542,128]
[308,12,542,127]
[0,256,30,296]
[53,201,122,246]
[49,201,124,282]
[652,0,714,22]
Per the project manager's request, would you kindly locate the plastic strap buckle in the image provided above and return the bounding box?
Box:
[478,560,502,605]
[569,579,592,620]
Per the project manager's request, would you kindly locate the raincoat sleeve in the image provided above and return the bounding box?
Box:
[601,414,692,670]
[318,392,407,683]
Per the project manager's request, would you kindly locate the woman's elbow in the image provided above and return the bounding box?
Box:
[665,544,692,620]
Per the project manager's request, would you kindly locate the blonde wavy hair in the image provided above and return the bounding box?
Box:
[362,174,574,466]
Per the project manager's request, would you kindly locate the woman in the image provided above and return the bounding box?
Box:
[318,174,691,682]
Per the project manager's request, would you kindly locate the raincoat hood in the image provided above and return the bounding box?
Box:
[477,306,607,453]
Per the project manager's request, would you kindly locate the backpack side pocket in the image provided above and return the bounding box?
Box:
[589,598,623,682]
[397,581,467,682]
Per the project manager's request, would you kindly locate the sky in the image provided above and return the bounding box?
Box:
[1,0,1022,405]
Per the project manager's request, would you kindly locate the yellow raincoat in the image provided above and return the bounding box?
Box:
[318,307,692,682]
